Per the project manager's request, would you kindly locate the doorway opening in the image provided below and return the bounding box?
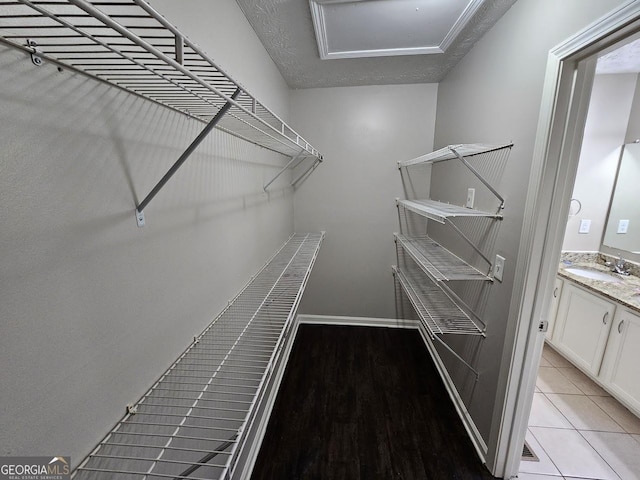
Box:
[494,4,640,479]
[520,36,640,478]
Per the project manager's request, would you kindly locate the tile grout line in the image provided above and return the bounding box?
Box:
[575,429,625,480]
[539,391,576,430]
[526,426,565,477]
[532,348,633,480]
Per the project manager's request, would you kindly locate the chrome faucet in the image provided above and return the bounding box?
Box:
[607,255,630,276]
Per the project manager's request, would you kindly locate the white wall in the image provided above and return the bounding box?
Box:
[290,84,438,318]
[563,74,636,252]
[625,73,640,143]
[430,0,627,468]
[0,0,293,467]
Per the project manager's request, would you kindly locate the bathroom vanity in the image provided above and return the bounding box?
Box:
[546,256,640,418]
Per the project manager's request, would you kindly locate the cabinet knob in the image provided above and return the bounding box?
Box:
[618,319,625,334]
[603,312,609,325]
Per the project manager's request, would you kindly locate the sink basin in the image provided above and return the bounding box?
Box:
[564,267,622,283]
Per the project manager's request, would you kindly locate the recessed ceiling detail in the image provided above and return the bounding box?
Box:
[309,0,486,60]
[235,0,517,88]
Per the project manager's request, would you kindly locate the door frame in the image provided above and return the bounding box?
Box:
[490,1,640,478]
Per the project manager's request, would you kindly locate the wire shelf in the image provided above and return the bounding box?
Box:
[398,143,512,167]
[395,233,491,282]
[0,0,321,160]
[72,232,324,480]
[393,265,483,336]
[397,199,501,224]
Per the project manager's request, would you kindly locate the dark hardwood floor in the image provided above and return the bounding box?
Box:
[251,324,497,480]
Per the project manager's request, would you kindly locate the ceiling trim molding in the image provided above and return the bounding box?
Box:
[309,0,486,60]
[323,46,444,60]
[309,0,330,59]
[441,0,487,51]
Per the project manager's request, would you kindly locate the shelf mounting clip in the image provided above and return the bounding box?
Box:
[27,39,42,66]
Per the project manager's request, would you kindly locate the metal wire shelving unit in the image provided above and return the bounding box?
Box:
[72,232,324,480]
[392,265,483,337]
[392,258,483,376]
[394,233,490,282]
[398,143,513,168]
[397,198,501,224]
[394,143,512,377]
[398,143,512,213]
[0,0,323,220]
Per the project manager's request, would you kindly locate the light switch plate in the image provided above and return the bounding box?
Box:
[579,219,591,234]
[494,255,505,282]
[618,219,629,234]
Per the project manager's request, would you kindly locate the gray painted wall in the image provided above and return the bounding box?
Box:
[0,0,294,467]
[563,74,636,252]
[290,83,438,318]
[431,0,626,459]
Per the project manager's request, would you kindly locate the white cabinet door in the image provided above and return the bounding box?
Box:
[600,308,640,416]
[546,277,564,341]
[552,283,616,375]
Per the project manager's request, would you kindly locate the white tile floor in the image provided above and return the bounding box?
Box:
[519,344,640,480]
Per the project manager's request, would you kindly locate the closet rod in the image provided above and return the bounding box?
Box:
[135,87,241,216]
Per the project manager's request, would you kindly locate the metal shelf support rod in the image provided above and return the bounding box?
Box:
[291,158,322,186]
[430,332,480,380]
[263,151,304,191]
[444,218,493,269]
[450,147,505,210]
[136,88,240,213]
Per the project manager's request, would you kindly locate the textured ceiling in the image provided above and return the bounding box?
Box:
[235,0,517,89]
[597,38,640,74]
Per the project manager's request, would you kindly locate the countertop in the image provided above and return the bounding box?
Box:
[558,260,640,314]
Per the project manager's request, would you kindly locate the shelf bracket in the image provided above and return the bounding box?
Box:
[263,150,306,191]
[26,39,42,66]
[444,218,493,271]
[450,147,505,211]
[135,88,241,221]
[292,157,323,187]
[431,333,480,380]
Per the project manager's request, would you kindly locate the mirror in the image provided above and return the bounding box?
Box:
[602,143,640,254]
